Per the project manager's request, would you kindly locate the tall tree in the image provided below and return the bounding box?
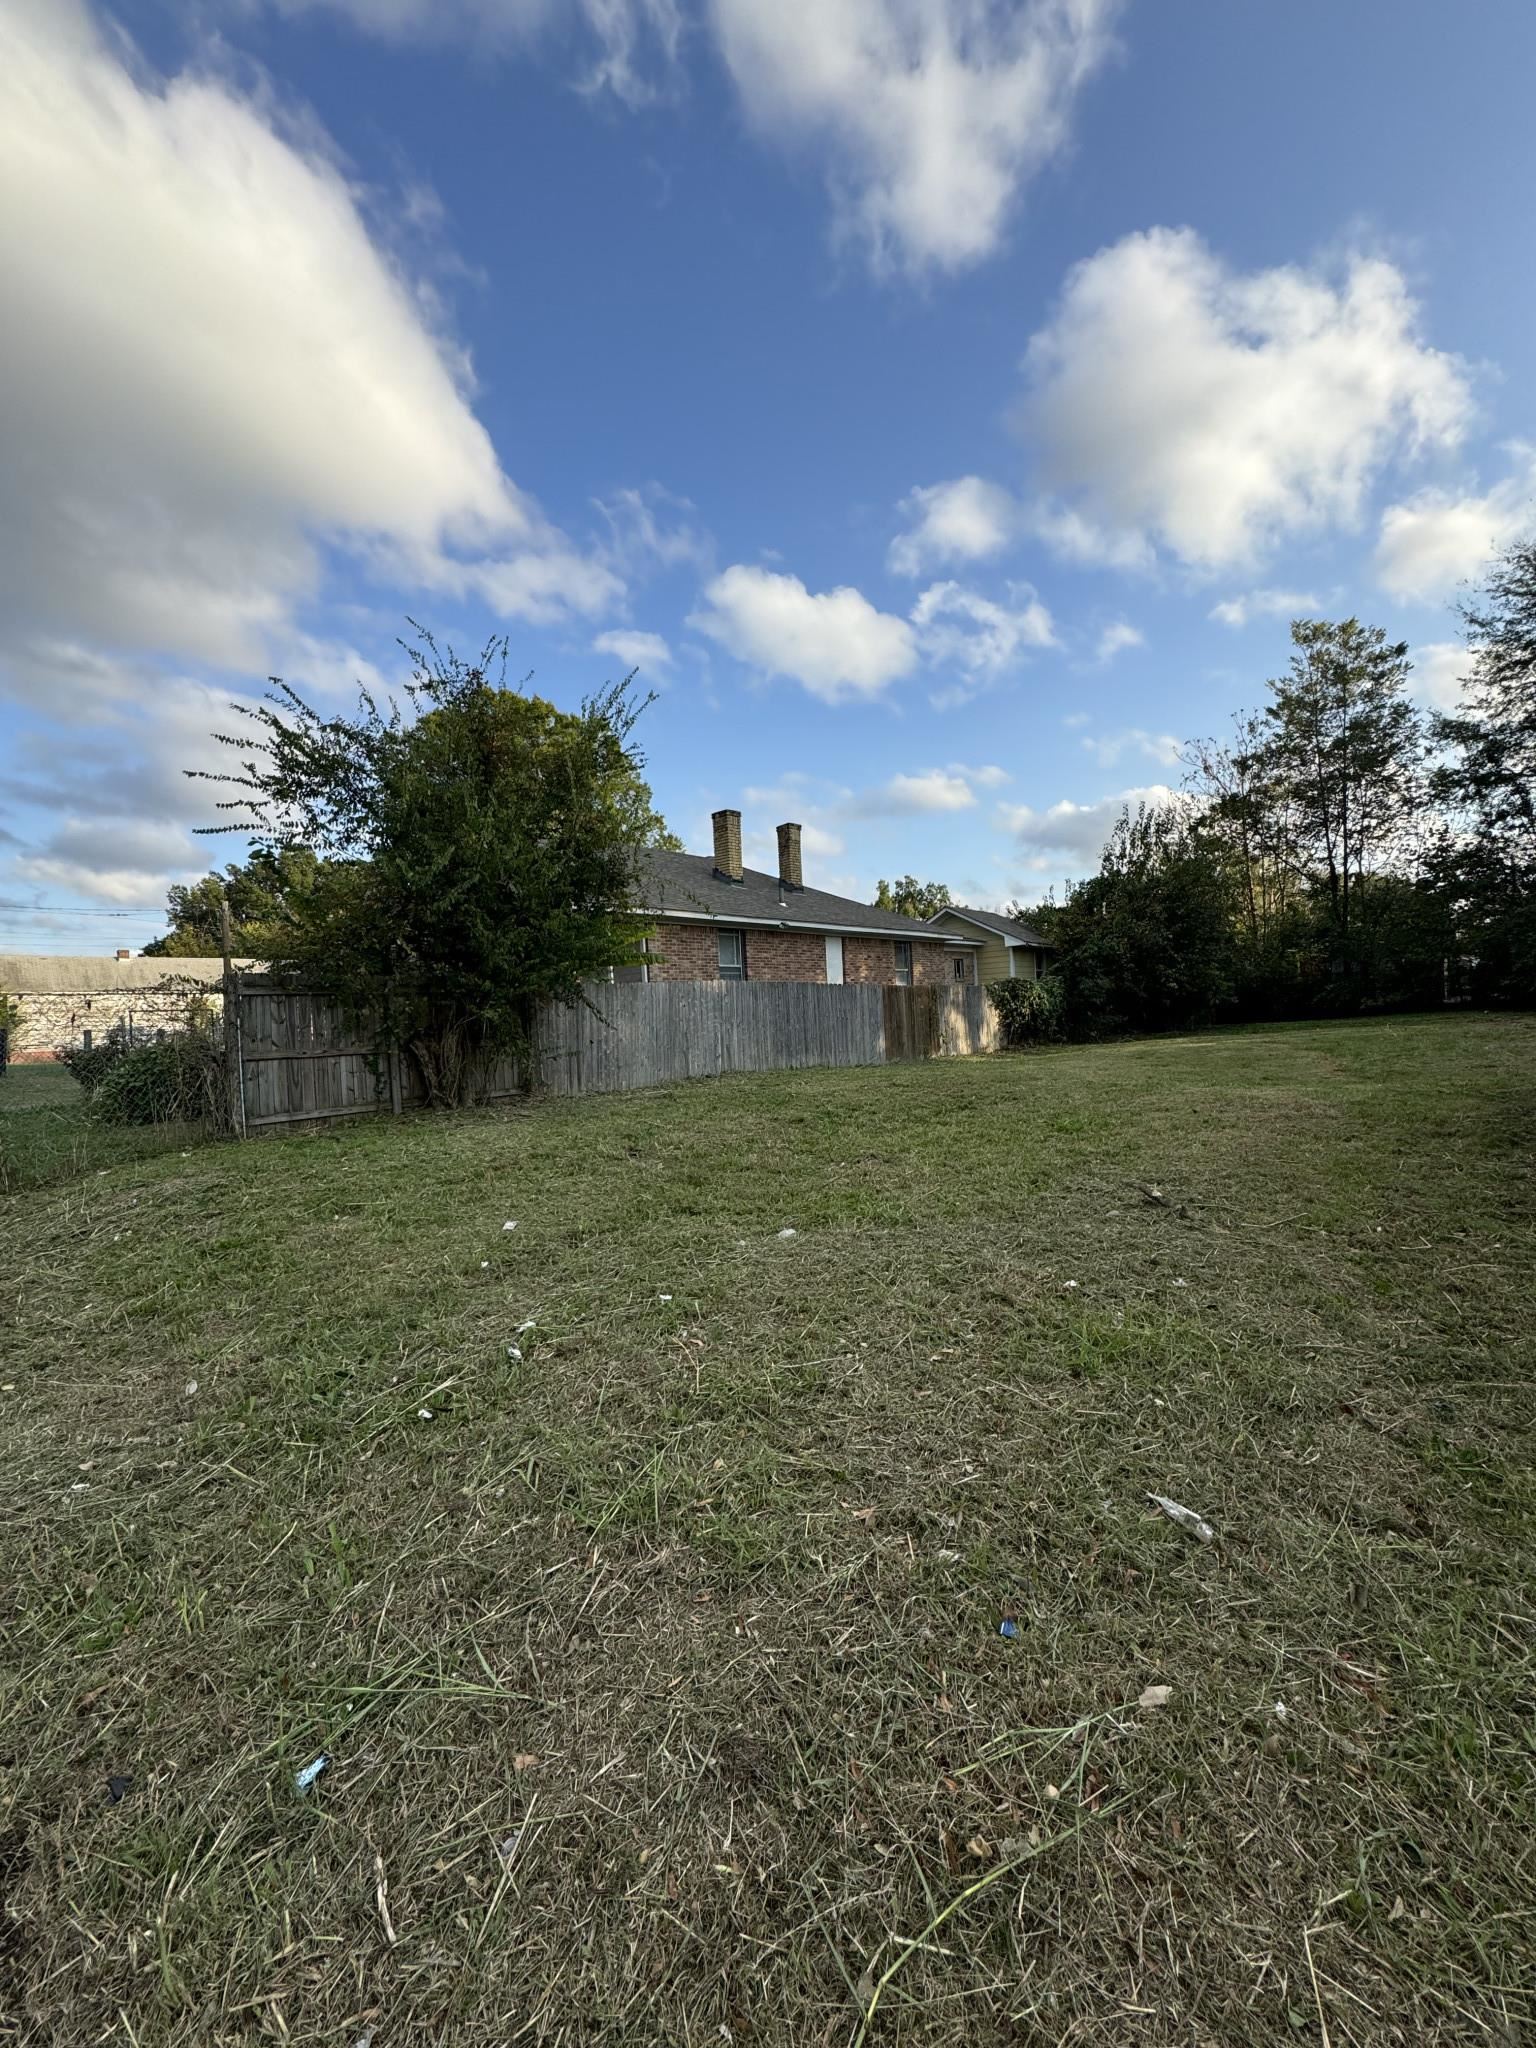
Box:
[874,875,951,919]
[1186,710,1303,944]
[1430,535,1536,999]
[142,846,326,956]
[194,631,673,1104]
[1258,618,1425,942]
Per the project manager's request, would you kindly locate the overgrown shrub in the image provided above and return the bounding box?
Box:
[89,1034,227,1127]
[56,1032,130,1093]
[987,974,1066,1046]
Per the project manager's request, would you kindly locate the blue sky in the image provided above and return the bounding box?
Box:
[3,0,1533,950]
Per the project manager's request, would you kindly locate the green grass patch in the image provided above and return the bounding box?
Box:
[2,1013,1534,2044]
[0,1060,214,1192]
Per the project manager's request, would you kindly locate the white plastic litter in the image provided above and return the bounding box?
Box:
[658,1293,672,1303]
[1061,1279,1079,1291]
[417,1407,434,1421]
[184,1380,198,1396]
[503,1220,518,1232]
[294,1755,329,1794]
[1137,1683,1172,1710]
[480,1260,489,1269]
[506,1346,522,1361]
[777,1228,797,1239]
[1147,1493,1216,1544]
[518,1319,537,1332]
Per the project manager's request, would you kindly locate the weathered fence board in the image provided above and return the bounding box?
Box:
[232,974,995,1132]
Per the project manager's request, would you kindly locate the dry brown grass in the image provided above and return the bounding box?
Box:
[2,1014,1534,2045]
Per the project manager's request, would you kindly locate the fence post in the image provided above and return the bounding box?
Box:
[222,968,247,1138]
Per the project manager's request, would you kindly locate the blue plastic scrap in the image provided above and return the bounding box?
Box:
[294,1755,329,1794]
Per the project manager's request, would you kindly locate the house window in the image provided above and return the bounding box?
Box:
[953,954,973,983]
[611,937,649,985]
[718,930,746,980]
[893,940,912,986]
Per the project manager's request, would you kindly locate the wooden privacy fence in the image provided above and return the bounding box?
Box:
[229,975,998,1133]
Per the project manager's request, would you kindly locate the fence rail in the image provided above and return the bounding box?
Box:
[229,975,998,1133]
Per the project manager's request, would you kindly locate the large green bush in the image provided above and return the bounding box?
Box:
[986,975,1066,1047]
[56,1033,129,1093]
[89,1035,227,1127]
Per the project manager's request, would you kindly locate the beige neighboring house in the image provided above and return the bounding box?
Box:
[0,954,253,1061]
[924,906,1053,984]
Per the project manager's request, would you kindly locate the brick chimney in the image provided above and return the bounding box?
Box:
[776,820,803,890]
[711,807,743,882]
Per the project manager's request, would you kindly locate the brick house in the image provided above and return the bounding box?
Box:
[624,811,982,987]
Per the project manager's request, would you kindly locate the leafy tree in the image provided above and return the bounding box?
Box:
[1049,804,1237,1037]
[195,630,673,1105]
[1258,618,1425,946]
[1187,619,1432,1011]
[874,875,951,919]
[1186,710,1305,945]
[1005,890,1063,942]
[1430,536,1536,1000]
[142,846,327,956]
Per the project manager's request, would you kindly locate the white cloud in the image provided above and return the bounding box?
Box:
[1374,449,1536,602]
[848,771,976,816]
[1000,783,1183,866]
[911,580,1056,698]
[259,0,685,106]
[1021,228,1471,571]
[1094,621,1143,661]
[593,484,712,578]
[12,816,207,909]
[888,477,1015,576]
[735,777,851,878]
[1027,502,1155,572]
[253,0,1118,271]
[1080,728,1182,769]
[708,0,1123,273]
[1209,588,1322,628]
[688,565,917,702]
[593,628,674,672]
[1412,641,1470,713]
[743,761,1007,831]
[0,0,617,683]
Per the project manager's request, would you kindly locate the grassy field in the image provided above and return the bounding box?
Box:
[3,1014,1534,2046]
[0,1060,207,1194]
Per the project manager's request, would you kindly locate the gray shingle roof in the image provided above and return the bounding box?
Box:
[929,904,1053,949]
[639,850,978,942]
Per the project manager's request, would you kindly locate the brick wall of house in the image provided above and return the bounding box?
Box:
[643,923,723,981]
[843,936,895,985]
[644,922,975,987]
[915,941,975,986]
[645,923,826,983]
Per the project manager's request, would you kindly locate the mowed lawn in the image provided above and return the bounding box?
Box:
[3,1016,1534,2047]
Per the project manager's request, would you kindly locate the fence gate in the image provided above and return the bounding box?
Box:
[232,979,399,1134]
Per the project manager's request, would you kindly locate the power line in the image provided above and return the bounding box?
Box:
[0,905,163,918]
